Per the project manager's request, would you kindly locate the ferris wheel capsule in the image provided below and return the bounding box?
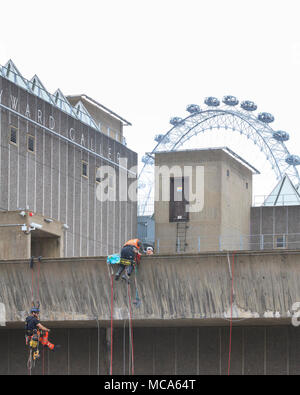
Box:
[286,155,300,166]
[186,104,201,114]
[154,134,170,144]
[272,130,290,142]
[258,112,275,123]
[240,100,257,111]
[170,117,185,126]
[204,97,220,107]
[222,95,239,106]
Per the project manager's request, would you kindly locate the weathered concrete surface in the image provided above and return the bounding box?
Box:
[1,250,300,326]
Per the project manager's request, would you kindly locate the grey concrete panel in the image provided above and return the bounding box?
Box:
[59,140,67,224]
[0,330,9,375]
[51,135,60,220]
[198,327,220,375]
[266,326,288,375]
[176,327,198,375]
[220,327,243,375]
[274,207,288,234]
[43,132,52,218]
[47,328,69,375]
[9,329,27,375]
[69,328,90,375]
[35,126,44,214]
[154,328,176,375]
[244,326,265,375]
[133,327,154,375]
[288,326,300,375]
[112,327,130,375]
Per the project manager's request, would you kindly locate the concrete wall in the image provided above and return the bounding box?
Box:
[0,211,65,259]
[0,76,137,258]
[1,325,300,375]
[155,149,253,254]
[1,250,300,325]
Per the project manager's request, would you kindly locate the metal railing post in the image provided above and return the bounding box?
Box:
[260,234,264,250]
[240,235,243,250]
[177,237,180,253]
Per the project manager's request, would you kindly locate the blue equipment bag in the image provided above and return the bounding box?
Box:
[107,254,121,265]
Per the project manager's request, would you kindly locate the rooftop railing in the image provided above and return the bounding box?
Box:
[148,233,300,254]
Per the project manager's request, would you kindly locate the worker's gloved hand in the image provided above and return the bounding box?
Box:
[136,253,141,265]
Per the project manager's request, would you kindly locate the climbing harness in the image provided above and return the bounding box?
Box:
[26,328,40,372]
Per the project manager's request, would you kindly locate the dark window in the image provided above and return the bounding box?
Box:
[10,126,17,145]
[95,167,101,183]
[82,161,88,178]
[27,135,35,153]
[227,170,230,177]
[169,177,189,222]
[246,182,249,189]
[275,235,287,249]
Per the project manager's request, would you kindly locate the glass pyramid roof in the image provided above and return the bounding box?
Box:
[29,75,55,105]
[74,101,99,130]
[2,60,30,91]
[263,175,300,206]
[53,89,78,117]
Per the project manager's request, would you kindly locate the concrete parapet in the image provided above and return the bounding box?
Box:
[1,250,300,327]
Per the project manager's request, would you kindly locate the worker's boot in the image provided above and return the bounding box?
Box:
[115,265,125,281]
[121,272,130,283]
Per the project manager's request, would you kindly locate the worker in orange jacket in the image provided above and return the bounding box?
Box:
[115,239,142,282]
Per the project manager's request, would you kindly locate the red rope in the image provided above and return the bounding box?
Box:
[37,258,40,302]
[110,274,114,375]
[228,252,236,376]
[128,283,135,375]
[42,345,45,376]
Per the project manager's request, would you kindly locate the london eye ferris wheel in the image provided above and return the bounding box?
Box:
[138,96,300,215]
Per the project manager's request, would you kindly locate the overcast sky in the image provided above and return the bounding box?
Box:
[1,0,300,199]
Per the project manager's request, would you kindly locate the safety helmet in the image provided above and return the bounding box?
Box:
[147,246,153,251]
[30,307,40,314]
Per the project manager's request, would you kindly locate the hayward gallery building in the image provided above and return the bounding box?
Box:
[0,60,137,259]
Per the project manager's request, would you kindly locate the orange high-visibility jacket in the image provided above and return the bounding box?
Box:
[124,239,140,249]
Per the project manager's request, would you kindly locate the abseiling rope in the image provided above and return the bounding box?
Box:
[127,283,135,375]
[110,272,114,375]
[29,257,42,375]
